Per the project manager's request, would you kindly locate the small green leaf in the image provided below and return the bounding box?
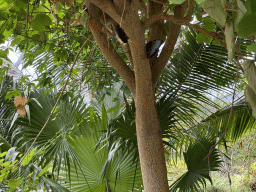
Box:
[247,43,256,52]
[196,33,212,44]
[0,152,7,158]
[237,13,256,37]
[38,163,51,176]
[5,89,21,100]
[0,49,8,59]
[212,40,221,46]
[8,178,22,188]
[22,148,36,166]
[203,18,216,31]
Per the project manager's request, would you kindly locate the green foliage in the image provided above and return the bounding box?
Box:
[200,0,227,27]
[196,33,212,43]
[202,18,216,32]
[0,0,255,191]
[170,137,222,191]
[247,43,256,52]
[22,148,36,166]
[237,13,256,38]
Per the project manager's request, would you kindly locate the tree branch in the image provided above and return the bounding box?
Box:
[85,0,121,24]
[144,14,226,47]
[143,13,186,29]
[186,23,226,48]
[88,4,136,96]
[147,0,167,42]
[151,2,187,86]
[184,0,194,21]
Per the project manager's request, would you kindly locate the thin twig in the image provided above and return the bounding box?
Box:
[17,35,92,166]
[120,0,126,27]
[25,0,30,31]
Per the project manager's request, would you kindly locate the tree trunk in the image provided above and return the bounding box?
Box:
[133,55,169,191]
[135,96,169,192]
[87,3,170,190]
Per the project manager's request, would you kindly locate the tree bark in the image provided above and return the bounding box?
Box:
[130,31,169,191]
[134,82,169,192]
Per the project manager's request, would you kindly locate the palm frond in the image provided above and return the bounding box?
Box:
[202,98,255,141]
[13,90,88,180]
[170,137,222,192]
[63,108,143,192]
[157,29,238,128]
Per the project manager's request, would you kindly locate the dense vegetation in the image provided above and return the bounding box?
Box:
[0,0,256,191]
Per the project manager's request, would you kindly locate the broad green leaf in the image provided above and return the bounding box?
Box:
[244,0,256,15]
[201,0,227,27]
[237,13,256,37]
[15,1,27,9]
[247,43,256,52]
[31,14,52,32]
[33,6,50,12]
[224,20,235,62]
[0,1,9,10]
[170,137,222,191]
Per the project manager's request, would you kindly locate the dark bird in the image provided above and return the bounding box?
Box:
[146,39,164,58]
[113,24,128,43]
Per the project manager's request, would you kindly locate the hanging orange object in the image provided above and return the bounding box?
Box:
[14,95,27,117]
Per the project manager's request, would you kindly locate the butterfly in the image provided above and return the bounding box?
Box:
[14,95,27,117]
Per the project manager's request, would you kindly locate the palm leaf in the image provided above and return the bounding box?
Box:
[63,108,143,192]
[13,90,87,181]
[202,98,255,141]
[157,29,238,128]
[170,137,222,192]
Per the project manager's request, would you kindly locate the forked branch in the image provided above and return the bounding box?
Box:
[88,3,136,96]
